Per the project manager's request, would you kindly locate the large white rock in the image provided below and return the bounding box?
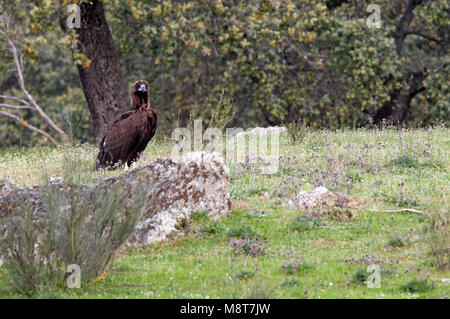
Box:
[0,152,231,250]
[127,152,231,245]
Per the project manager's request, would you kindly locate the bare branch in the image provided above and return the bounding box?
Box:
[0,95,30,105]
[0,103,33,110]
[9,38,70,144]
[364,208,428,215]
[0,110,61,147]
[0,11,70,146]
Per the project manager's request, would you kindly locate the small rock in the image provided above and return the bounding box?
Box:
[290,186,352,209]
[49,177,64,184]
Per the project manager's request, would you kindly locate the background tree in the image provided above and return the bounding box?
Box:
[108,0,448,129]
[0,1,88,147]
[69,0,130,140]
[0,0,448,148]
[0,11,69,146]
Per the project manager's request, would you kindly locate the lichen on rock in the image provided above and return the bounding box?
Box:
[127,151,231,245]
[0,152,232,251]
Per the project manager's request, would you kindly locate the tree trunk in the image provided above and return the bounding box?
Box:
[394,0,424,56]
[373,0,427,125]
[75,0,129,141]
[373,70,427,125]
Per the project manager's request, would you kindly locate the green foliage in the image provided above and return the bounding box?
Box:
[388,154,421,169]
[227,225,259,239]
[234,270,255,280]
[203,220,225,235]
[1,0,449,147]
[190,211,209,222]
[107,0,449,129]
[349,269,369,285]
[280,278,299,288]
[401,279,435,293]
[207,90,236,131]
[286,120,309,144]
[387,236,405,248]
[281,260,314,275]
[289,215,321,232]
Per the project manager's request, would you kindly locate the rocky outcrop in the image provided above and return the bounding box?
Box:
[129,151,231,245]
[0,152,231,249]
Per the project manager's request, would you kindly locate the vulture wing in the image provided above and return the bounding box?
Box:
[96,110,152,169]
[132,109,158,158]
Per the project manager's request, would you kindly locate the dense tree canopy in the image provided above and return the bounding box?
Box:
[0,0,448,147]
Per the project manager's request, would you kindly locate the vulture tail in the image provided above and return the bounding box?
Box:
[95,137,112,170]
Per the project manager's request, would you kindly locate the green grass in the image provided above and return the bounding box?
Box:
[401,279,435,293]
[387,236,405,248]
[0,127,449,298]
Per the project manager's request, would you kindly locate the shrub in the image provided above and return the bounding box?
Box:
[207,90,236,131]
[280,278,299,288]
[177,211,223,236]
[289,215,321,232]
[227,225,258,239]
[203,220,224,234]
[425,210,449,270]
[286,121,308,144]
[349,269,368,285]
[190,211,209,222]
[234,270,255,280]
[247,281,273,299]
[281,260,314,275]
[387,154,420,169]
[228,236,265,257]
[387,236,404,248]
[401,279,435,293]
[0,178,151,294]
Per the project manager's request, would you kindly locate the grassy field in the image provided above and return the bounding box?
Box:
[0,127,449,298]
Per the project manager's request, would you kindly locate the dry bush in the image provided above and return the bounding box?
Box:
[0,177,151,294]
[425,210,449,270]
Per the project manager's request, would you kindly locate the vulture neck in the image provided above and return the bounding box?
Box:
[132,94,150,111]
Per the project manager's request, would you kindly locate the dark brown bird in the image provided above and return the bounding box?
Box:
[95,80,158,170]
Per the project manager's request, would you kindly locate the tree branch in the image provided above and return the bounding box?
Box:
[0,12,70,146]
[405,30,441,43]
[0,103,33,110]
[8,37,70,144]
[365,208,428,215]
[0,110,61,147]
[0,94,30,105]
[394,0,425,56]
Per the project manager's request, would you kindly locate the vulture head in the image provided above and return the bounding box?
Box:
[131,80,150,109]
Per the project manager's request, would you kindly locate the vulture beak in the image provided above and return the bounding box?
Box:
[137,84,147,93]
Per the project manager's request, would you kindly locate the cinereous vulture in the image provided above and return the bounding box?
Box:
[95,80,158,170]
